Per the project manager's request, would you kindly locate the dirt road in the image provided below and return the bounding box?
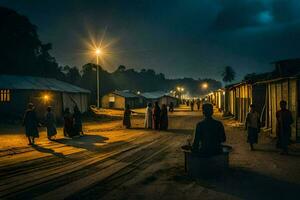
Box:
[1,106,300,200]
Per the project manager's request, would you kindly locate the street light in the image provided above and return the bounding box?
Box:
[201,82,208,90]
[95,48,102,108]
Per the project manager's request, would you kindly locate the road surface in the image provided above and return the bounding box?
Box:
[1,106,300,200]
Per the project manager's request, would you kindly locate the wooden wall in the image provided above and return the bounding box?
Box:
[265,78,298,139]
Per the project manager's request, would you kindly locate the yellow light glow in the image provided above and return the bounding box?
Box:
[95,48,102,55]
[181,88,184,92]
[202,83,208,90]
[177,87,181,91]
[43,94,50,102]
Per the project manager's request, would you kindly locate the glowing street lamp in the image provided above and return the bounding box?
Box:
[95,48,102,108]
[202,82,208,90]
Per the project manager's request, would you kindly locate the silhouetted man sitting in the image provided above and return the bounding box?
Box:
[192,103,226,156]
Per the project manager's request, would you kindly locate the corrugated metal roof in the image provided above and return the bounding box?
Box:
[140,91,172,99]
[112,90,139,98]
[0,75,90,93]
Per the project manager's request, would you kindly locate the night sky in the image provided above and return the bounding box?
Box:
[2,0,300,81]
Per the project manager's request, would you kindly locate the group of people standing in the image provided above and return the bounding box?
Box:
[245,100,293,154]
[123,101,169,131]
[145,102,169,130]
[23,103,83,145]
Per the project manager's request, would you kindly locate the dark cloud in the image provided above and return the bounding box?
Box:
[214,0,300,31]
[271,0,300,23]
[214,0,267,30]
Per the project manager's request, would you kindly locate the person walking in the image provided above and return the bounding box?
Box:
[45,106,57,140]
[276,100,293,154]
[153,101,161,130]
[145,103,153,129]
[196,99,201,110]
[73,105,83,136]
[63,108,74,137]
[160,104,169,130]
[123,104,136,129]
[190,100,194,111]
[245,104,260,151]
[23,103,39,145]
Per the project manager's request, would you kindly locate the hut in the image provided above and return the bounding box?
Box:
[140,91,178,107]
[225,81,266,123]
[101,90,143,109]
[0,75,90,121]
[257,59,300,141]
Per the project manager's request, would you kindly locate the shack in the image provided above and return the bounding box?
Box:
[225,81,266,123]
[257,59,300,140]
[101,90,143,109]
[0,75,90,121]
[140,91,178,106]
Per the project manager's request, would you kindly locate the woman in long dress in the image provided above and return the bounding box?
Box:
[123,104,135,129]
[63,108,74,137]
[245,104,260,151]
[73,105,83,136]
[45,106,57,140]
[160,104,168,130]
[23,103,39,145]
[153,101,161,130]
[145,103,153,129]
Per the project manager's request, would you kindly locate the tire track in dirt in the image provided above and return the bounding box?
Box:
[20,134,174,200]
[0,132,170,199]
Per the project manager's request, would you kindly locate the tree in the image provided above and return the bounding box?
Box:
[116,65,126,72]
[222,66,236,83]
[0,6,62,78]
[65,66,81,86]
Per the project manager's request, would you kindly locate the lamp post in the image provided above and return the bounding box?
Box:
[95,48,101,108]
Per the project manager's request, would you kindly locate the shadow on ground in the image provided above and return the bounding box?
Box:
[54,134,109,152]
[170,166,300,200]
[32,145,66,158]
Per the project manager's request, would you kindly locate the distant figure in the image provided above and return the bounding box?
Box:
[45,106,57,140]
[73,105,83,136]
[145,103,153,129]
[169,102,174,113]
[192,103,226,156]
[23,103,39,145]
[153,101,161,130]
[123,104,136,129]
[190,100,194,111]
[276,100,293,154]
[245,104,260,151]
[160,104,169,130]
[63,108,74,137]
[196,99,201,110]
[186,100,190,107]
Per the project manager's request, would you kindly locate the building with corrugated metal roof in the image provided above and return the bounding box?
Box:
[101,90,144,109]
[140,91,178,107]
[0,75,90,121]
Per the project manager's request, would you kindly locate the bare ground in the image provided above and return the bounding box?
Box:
[0,106,300,200]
